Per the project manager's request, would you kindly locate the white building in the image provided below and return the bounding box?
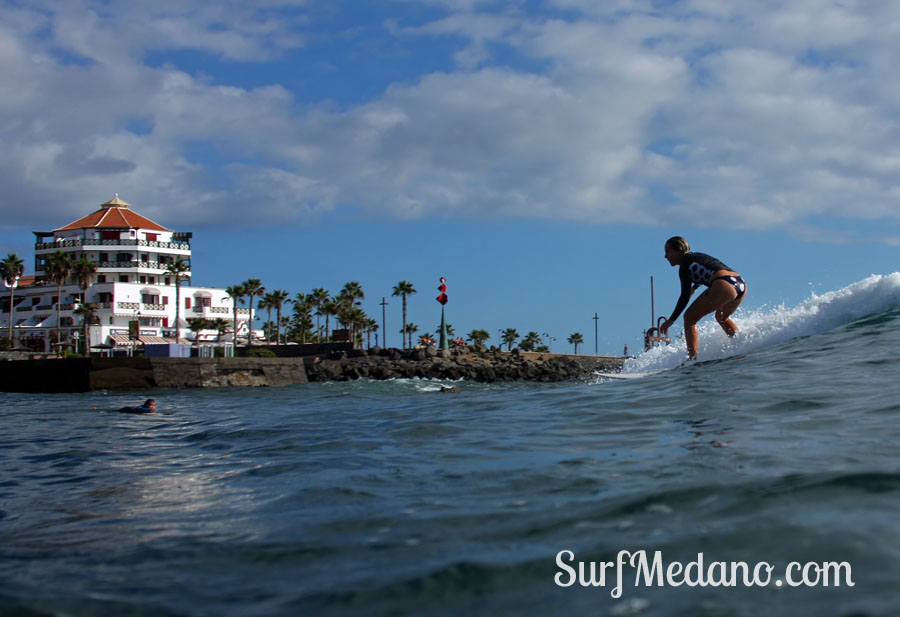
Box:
[1,195,255,354]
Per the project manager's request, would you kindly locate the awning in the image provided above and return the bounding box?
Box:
[109,335,139,346]
[139,336,170,344]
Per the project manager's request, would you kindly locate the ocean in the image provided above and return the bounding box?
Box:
[2,273,900,617]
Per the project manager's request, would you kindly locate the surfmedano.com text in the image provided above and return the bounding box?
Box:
[554,550,854,598]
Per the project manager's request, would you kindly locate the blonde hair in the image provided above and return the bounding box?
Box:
[665,236,690,254]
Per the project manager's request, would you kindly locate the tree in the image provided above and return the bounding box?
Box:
[501,328,520,351]
[309,288,329,342]
[225,284,245,354]
[392,281,417,349]
[292,293,315,343]
[403,322,419,349]
[212,318,230,343]
[188,317,208,344]
[340,281,365,306]
[365,318,379,348]
[259,294,275,342]
[320,298,338,342]
[242,278,265,347]
[45,250,73,353]
[74,302,98,355]
[1,253,25,346]
[268,289,291,344]
[436,322,455,337]
[568,332,584,355]
[71,257,97,352]
[165,259,191,343]
[520,331,543,352]
[466,329,491,347]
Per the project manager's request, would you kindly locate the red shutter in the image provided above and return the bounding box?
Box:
[185,298,191,309]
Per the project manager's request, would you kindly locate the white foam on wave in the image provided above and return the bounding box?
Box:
[624,273,900,373]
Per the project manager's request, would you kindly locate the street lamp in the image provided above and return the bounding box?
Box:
[3,274,19,347]
[542,332,556,353]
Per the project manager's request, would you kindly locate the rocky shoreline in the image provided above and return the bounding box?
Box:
[304,346,624,383]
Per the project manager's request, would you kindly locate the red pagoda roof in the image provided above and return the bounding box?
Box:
[53,195,172,233]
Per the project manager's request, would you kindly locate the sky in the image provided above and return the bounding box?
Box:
[1,0,899,354]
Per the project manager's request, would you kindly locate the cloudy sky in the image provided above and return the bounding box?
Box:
[2,0,899,353]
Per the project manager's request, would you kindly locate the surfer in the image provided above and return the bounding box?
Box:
[116,399,157,414]
[658,236,746,360]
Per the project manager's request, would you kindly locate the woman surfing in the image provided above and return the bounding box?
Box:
[659,236,747,361]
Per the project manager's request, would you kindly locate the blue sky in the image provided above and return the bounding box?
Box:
[2,0,900,354]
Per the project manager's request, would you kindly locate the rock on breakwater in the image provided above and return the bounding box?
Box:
[304,346,624,383]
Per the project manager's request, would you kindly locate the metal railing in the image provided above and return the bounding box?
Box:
[35,238,191,251]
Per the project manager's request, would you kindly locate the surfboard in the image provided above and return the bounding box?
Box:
[596,370,660,380]
[597,356,734,380]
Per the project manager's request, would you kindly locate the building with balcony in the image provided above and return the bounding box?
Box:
[1,195,256,354]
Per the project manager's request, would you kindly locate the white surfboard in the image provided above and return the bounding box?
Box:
[596,370,659,380]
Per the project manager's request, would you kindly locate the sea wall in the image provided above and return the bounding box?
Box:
[0,357,309,392]
[0,348,624,392]
[304,347,624,383]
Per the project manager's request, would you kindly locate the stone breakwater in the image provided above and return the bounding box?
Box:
[304,346,624,383]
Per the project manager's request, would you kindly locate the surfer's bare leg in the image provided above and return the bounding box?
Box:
[683,280,739,359]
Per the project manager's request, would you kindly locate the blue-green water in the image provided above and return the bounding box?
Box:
[3,275,900,617]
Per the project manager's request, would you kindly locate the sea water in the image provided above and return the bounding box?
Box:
[2,274,900,617]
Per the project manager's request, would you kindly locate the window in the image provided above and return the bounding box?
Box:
[101,231,119,240]
[142,294,160,304]
[145,233,158,242]
[196,296,211,307]
[97,275,107,283]
[139,276,146,284]
[119,275,129,283]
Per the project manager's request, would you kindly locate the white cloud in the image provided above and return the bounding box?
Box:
[2,0,900,241]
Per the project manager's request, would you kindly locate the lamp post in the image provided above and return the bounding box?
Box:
[3,275,19,347]
[593,312,600,356]
[380,297,389,348]
[542,332,556,353]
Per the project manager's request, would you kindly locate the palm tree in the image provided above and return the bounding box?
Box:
[321,298,338,342]
[165,259,191,343]
[403,322,419,349]
[365,318,378,348]
[310,288,329,342]
[568,332,584,355]
[340,281,365,306]
[242,279,265,347]
[268,289,291,344]
[70,257,97,352]
[520,331,543,352]
[392,281,417,349]
[73,302,98,355]
[225,284,245,354]
[466,329,491,347]
[259,294,275,342]
[292,293,314,343]
[501,328,520,351]
[44,250,72,352]
[435,322,455,337]
[1,253,25,346]
[188,317,208,345]
[212,318,230,343]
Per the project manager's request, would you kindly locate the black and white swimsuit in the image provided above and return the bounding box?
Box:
[669,252,746,322]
